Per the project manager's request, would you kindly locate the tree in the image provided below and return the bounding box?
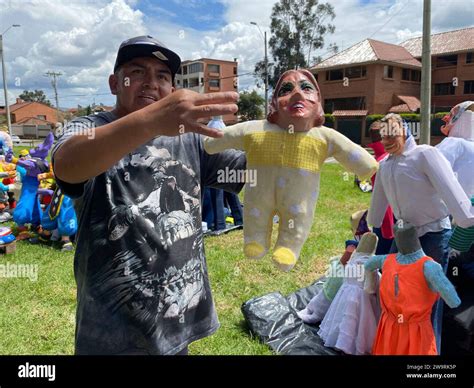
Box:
[18,89,52,106]
[254,0,336,88]
[237,91,265,121]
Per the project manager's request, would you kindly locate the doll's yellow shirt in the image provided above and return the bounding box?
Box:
[243,131,327,173]
[204,120,378,180]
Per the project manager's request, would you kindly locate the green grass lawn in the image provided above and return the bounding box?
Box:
[0,163,371,355]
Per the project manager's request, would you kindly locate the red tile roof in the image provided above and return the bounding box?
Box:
[397,95,420,112]
[369,39,422,67]
[401,27,474,57]
[332,110,368,117]
[14,116,55,125]
[389,104,411,113]
[311,39,421,71]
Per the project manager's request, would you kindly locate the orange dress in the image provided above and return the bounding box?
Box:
[372,254,439,355]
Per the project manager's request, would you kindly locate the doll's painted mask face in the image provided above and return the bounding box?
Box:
[275,72,320,128]
[441,102,474,137]
[380,118,405,156]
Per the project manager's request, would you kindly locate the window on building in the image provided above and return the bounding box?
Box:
[411,70,421,82]
[402,68,410,80]
[383,65,394,79]
[188,63,203,74]
[467,52,473,64]
[182,66,188,75]
[209,79,220,88]
[233,67,237,75]
[464,80,474,94]
[37,115,46,120]
[435,54,458,68]
[208,64,220,73]
[345,66,362,79]
[326,69,343,81]
[434,83,455,96]
[323,97,366,113]
[188,77,199,87]
[183,79,188,88]
[176,79,180,85]
[325,66,366,81]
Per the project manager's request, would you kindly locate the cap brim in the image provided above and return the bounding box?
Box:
[114,44,181,76]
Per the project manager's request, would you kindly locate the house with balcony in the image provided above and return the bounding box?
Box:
[175,58,238,124]
[400,27,474,112]
[310,27,474,145]
[311,39,422,145]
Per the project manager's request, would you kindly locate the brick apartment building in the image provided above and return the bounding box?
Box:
[0,98,57,138]
[311,27,474,145]
[175,58,238,124]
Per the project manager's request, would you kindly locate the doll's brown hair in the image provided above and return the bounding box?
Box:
[267,69,325,127]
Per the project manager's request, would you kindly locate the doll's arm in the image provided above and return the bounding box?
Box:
[364,255,387,271]
[421,147,474,228]
[203,121,248,154]
[424,261,461,308]
[326,129,378,180]
[367,173,389,228]
[435,138,463,168]
[364,266,380,294]
[322,256,344,300]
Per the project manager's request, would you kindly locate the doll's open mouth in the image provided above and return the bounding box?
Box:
[290,102,306,111]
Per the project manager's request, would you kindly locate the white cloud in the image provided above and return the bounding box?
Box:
[1,0,146,106]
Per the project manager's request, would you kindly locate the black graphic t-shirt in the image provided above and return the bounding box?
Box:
[52,112,246,355]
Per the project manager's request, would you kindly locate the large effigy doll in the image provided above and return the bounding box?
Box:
[204,69,378,271]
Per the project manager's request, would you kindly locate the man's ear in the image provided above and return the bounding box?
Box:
[109,74,119,96]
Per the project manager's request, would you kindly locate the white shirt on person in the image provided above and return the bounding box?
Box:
[368,135,474,237]
[435,113,474,199]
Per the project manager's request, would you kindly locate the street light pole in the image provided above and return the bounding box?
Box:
[0,24,20,136]
[251,22,269,116]
[264,31,268,117]
[420,0,432,145]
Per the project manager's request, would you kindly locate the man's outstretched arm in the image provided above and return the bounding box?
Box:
[54,89,238,184]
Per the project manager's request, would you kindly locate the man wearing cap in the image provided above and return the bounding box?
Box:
[52,36,245,355]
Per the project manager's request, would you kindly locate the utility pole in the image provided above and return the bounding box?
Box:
[251,22,269,116]
[264,31,269,117]
[0,24,21,135]
[420,0,431,145]
[45,71,62,122]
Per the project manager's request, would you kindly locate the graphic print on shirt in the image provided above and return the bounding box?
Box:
[88,142,205,335]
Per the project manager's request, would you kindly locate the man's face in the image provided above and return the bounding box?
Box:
[275,72,320,131]
[380,120,405,155]
[109,57,174,116]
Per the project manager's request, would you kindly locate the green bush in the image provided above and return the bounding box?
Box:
[324,113,334,127]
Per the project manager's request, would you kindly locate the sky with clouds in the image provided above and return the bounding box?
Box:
[0,0,472,108]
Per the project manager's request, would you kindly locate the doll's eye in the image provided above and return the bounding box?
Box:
[278,83,294,96]
[300,82,315,91]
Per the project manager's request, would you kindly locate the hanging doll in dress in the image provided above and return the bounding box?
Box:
[204,69,378,271]
[297,209,373,324]
[365,222,461,355]
[298,229,378,327]
[317,232,380,355]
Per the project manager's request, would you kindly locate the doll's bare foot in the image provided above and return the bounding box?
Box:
[244,242,267,259]
[272,247,297,272]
